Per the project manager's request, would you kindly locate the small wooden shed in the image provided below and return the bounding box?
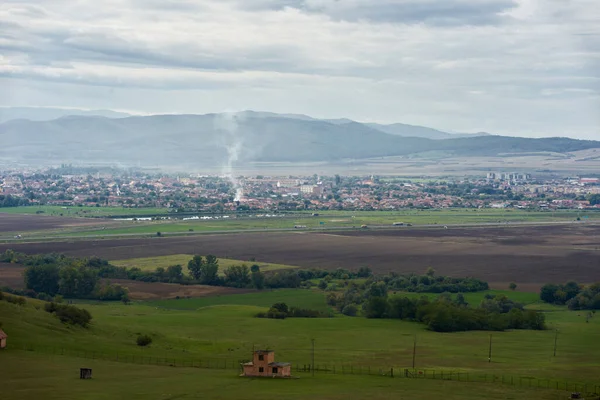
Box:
[0,328,7,349]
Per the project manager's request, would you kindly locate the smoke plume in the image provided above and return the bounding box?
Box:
[214,111,244,202]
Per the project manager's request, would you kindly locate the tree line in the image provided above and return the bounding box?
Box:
[1,250,129,302]
[326,280,545,332]
[540,281,600,310]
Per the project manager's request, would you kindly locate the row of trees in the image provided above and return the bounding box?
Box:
[2,250,130,302]
[318,268,488,295]
[540,281,600,310]
[24,263,128,301]
[327,281,544,332]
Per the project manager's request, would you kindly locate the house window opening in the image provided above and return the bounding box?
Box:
[272,367,278,374]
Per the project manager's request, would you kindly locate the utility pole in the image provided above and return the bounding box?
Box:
[311,339,315,377]
[412,335,417,369]
[553,329,558,357]
[488,334,492,363]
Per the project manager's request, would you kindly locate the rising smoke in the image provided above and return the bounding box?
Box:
[214,111,244,201]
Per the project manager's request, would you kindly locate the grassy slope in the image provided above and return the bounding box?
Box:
[2,290,599,385]
[0,352,564,400]
[111,254,297,274]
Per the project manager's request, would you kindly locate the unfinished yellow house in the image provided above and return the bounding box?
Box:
[242,350,291,378]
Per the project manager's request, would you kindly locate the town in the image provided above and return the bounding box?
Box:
[1,166,599,212]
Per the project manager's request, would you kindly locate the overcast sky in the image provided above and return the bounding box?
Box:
[1,0,599,139]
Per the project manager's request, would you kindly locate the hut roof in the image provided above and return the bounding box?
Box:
[269,362,291,367]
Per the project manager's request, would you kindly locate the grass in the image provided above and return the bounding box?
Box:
[0,352,566,400]
[146,288,331,311]
[11,208,599,239]
[2,288,599,386]
[0,205,169,217]
[389,290,542,306]
[111,254,298,275]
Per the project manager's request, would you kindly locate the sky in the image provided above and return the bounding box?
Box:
[0,0,599,139]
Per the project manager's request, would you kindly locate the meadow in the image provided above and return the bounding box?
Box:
[0,352,567,400]
[2,287,599,388]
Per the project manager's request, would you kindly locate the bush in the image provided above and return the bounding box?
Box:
[45,302,92,327]
[341,304,358,316]
[5,294,26,306]
[137,334,153,347]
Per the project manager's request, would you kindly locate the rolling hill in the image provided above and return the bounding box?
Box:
[0,111,598,169]
[0,107,131,123]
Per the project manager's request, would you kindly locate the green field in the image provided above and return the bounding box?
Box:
[111,254,298,275]
[2,287,599,390]
[0,352,567,400]
[1,205,169,217]
[146,289,332,311]
[7,208,599,239]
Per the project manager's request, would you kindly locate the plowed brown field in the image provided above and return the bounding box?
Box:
[2,224,599,285]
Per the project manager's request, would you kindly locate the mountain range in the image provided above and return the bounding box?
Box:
[0,107,598,169]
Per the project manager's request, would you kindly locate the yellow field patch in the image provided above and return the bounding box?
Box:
[111,254,298,275]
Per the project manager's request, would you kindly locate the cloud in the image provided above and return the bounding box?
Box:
[0,0,598,139]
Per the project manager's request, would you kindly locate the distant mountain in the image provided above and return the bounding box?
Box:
[0,111,598,169]
[0,107,131,123]
[364,122,489,140]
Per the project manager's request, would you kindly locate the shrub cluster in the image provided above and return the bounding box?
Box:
[0,290,27,306]
[361,295,545,332]
[136,334,153,347]
[44,302,92,327]
[255,302,330,319]
[540,281,600,310]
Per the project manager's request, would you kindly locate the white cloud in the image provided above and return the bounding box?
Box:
[0,0,598,139]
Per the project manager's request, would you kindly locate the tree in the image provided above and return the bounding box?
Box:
[588,194,600,206]
[342,304,358,316]
[318,280,328,290]
[425,267,436,277]
[509,282,517,291]
[187,255,204,281]
[250,264,260,273]
[357,266,372,278]
[540,284,559,304]
[363,296,389,318]
[251,270,265,290]
[200,255,219,285]
[455,293,468,307]
[137,334,153,347]
[166,265,183,281]
[224,265,251,288]
[271,302,289,314]
[58,265,98,298]
[24,264,60,296]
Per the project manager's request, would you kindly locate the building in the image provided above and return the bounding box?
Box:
[487,172,531,182]
[277,179,300,188]
[0,328,7,349]
[241,350,291,378]
[300,184,324,197]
